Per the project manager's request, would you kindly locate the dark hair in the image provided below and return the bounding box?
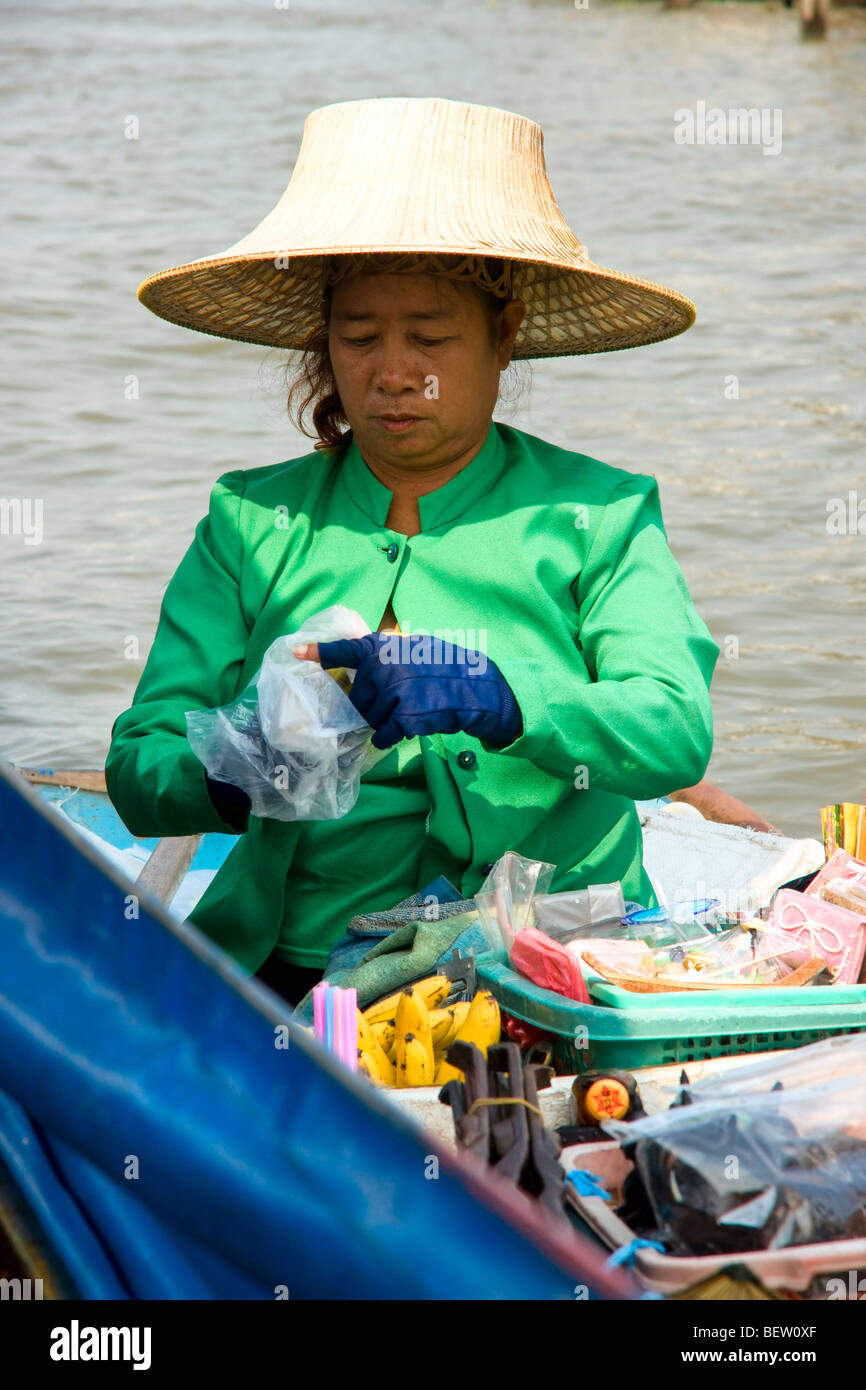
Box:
[285,256,513,448]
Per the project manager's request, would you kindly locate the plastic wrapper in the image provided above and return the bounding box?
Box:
[566,936,657,976]
[186,605,377,821]
[531,883,625,943]
[805,847,866,899]
[674,1032,866,1107]
[819,876,866,916]
[538,902,712,961]
[619,907,714,951]
[474,852,555,954]
[819,806,866,862]
[767,887,866,984]
[603,1075,866,1255]
[622,898,722,942]
[557,911,710,980]
[584,921,818,988]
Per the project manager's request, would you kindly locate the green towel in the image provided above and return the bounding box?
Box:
[299,910,479,1013]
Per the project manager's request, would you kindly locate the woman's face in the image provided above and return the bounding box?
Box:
[328,270,524,473]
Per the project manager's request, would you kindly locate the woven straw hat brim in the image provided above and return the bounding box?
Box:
[137,98,695,358]
[138,250,695,359]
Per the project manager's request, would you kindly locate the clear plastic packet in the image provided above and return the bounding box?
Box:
[530,882,625,943]
[805,847,866,898]
[585,921,817,989]
[550,909,710,978]
[620,900,721,949]
[474,852,555,955]
[185,605,378,821]
[566,937,655,975]
[819,876,866,916]
[538,899,716,952]
[603,1074,866,1254]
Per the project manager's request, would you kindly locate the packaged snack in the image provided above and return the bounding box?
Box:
[581,922,824,993]
[566,937,656,974]
[620,903,716,950]
[767,887,866,985]
[820,804,866,861]
[805,847,866,899]
[820,877,866,916]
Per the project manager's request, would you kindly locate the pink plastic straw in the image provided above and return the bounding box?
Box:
[313,981,329,1044]
[344,988,358,1071]
[336,986,349,1069]
[313,983,358,1072]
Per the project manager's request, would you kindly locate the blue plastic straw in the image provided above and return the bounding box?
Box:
[334,986,345,1064]
[314,983,357,1072]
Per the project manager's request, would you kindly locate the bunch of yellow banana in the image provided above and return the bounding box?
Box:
[355,975,501,1088]
[431,989,500,1085]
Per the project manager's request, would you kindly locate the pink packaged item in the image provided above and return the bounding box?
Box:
[768,888,866,985]
[510,925,590,1004]
[805,848,866,898]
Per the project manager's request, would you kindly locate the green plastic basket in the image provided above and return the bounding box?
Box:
[478,960,866,1073]
[589,979,866,1010]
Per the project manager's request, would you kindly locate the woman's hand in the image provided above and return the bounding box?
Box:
[293,632,523,751]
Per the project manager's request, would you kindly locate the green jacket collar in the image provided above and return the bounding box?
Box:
[338,423,506,531]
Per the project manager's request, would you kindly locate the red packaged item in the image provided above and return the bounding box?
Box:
[501,1012,549,1050]
[510,925,590,1004]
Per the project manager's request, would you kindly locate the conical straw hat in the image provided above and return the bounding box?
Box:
[137,97,695,358]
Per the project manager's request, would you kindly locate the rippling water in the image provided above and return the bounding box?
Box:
[2,0,864,839]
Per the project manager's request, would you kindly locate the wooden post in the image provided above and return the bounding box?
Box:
[137,835,202,907]
[799,0,829,39]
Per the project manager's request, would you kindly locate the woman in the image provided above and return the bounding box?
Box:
[106,97,719,1005]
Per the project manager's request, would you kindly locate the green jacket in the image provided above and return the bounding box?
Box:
[105,422,718,973]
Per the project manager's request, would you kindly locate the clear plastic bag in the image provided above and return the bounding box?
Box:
[474,852,555,954]
[604,1074,866,1254]
[585,921,817,989]
[674,1031,866,1107]
[620,901,720,949]
[531,883,625,944]
[185,605,377,822]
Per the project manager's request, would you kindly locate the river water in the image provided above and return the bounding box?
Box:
[2,0,864,839]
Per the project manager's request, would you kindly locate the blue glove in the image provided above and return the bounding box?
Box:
[314,632,523,752]
[205,772,251,832]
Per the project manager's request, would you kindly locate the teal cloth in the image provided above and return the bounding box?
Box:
[299,909,479,1013]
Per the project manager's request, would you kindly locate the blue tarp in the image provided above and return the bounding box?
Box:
[0,764,629,1300]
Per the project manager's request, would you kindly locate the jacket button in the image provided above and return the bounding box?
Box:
[456,749,477,770]
[385,541,399,562]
